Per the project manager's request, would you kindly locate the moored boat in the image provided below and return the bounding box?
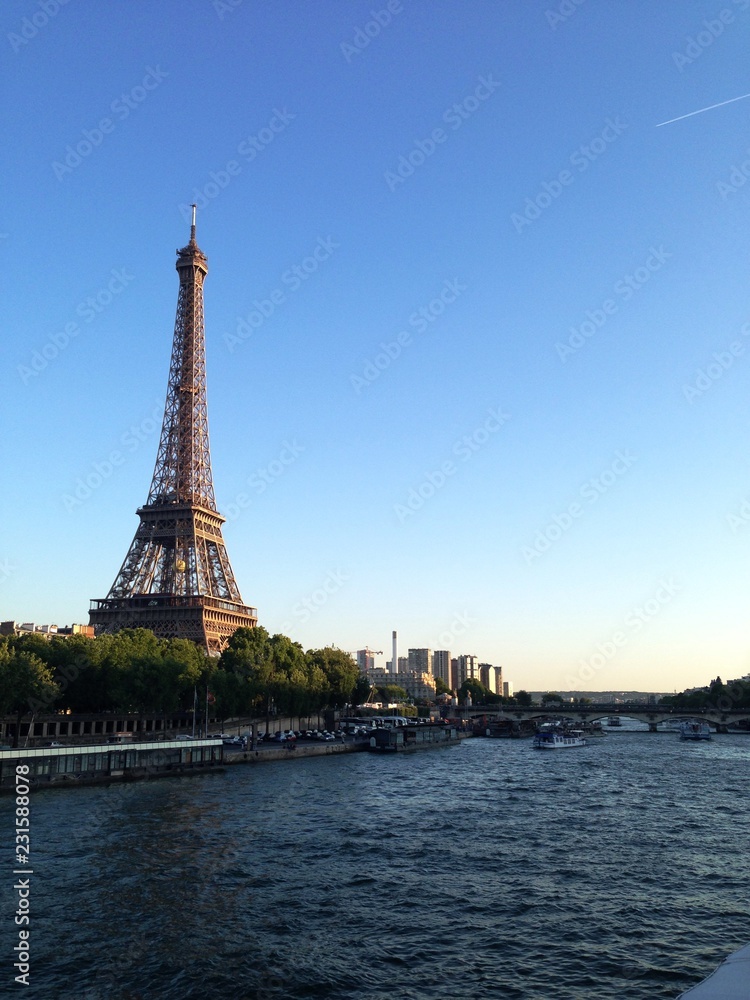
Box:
[367,723,462,753]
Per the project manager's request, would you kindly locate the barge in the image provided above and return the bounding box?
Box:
[0,738,224,792]
[367,724,462,753]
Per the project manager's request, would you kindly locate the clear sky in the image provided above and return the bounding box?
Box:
[2,0,750,693]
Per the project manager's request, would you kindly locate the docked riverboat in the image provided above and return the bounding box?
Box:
[367,723,461,753]
[679,720,712,741]
[533,730,587,749]
[0,738,224,792]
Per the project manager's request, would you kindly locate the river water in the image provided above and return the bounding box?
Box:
[2,732,749,999]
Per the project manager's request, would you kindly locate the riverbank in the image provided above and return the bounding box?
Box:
[225,740,365,764]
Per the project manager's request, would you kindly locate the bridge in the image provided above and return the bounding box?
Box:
[458,702,750,734]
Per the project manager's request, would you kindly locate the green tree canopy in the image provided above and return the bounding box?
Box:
[307,647,358,709]
[377,684,408,704]
[541,692,562,705]
[0,647,60,746]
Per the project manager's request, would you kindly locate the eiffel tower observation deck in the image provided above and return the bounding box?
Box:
[89,207,257,654]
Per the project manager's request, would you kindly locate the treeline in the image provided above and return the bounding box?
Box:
[0,627,368,728]
[659,676,750,711]
[455,677,528,706]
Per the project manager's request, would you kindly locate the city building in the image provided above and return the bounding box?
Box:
[1,621,95,639]
[356,649,376,672]
[456,654,480,687]
[433,650,451,688]
[408,648,433,675]
[395,671,436,701]
[503,681,513,699]
[479,662,503,695]
[386,657,409,673]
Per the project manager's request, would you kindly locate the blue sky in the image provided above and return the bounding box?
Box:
[2,0,750,692]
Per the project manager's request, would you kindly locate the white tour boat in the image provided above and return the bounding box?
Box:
[533,730,587,749]
[679,720,712,741]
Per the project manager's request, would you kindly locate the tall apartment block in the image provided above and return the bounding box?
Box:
[408,648,433,675]
[432,650,451,687]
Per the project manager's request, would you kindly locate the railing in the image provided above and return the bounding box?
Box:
[90,595,257,617]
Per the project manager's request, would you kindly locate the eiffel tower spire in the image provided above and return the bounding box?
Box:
[89,207,257,654]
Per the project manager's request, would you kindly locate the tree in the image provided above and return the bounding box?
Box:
[435,676,451,696]
[458,678,489,703]
[307,647,358,710]
[0,648,60,746]
[351,673,372,709]
[541,692,562,705]
[377,684,408,705]
[268,633,309,722]
[218,626,274,726]
[515,690,532,706]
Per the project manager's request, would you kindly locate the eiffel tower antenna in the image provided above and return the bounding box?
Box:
[89,207,257,654]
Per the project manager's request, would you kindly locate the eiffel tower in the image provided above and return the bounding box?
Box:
[89,207,257,654]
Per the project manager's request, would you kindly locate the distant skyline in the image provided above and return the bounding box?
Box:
[3,1,750,692]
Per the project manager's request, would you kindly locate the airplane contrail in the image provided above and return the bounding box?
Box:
[656,92,750,127]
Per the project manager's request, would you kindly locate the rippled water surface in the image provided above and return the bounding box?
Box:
[2,733,749,999]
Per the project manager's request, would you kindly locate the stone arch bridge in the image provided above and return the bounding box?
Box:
[462,703,750,734]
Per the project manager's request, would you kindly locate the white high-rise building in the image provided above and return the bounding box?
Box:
[479,663,503,695]
[456,654,480,687]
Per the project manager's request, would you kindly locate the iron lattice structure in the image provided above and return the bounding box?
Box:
[89,209,257,654]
